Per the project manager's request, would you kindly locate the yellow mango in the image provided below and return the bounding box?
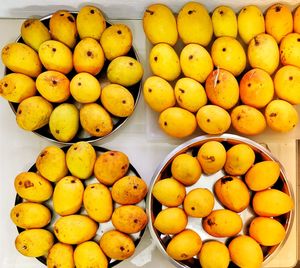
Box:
[280,33,300,68]
[253,189,294,217]
[166,229,202,261]
[177,2,213,46]
[143,4,177,45]
[212,6,237,38]
[47,243,74,268]
[294,5,300,34]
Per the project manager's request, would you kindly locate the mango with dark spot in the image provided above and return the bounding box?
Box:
[47,243,74,268]
[212,6,237,38]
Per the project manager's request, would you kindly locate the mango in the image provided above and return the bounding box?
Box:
[14,172,53,202]
[203,209,242,237]
[149,43,181,81]
[66,141,96,179]
[83,183,113,223]
[39,40,73,74]
[171,153,202,186]
[265,4,293,43]
[152,178,186,207]
[0,73,36,103]
[100,24,132,61]
[214,176,250,212]
[253,189,294,217]
[101,83,134,117]
[196,105,231,135]
[10,202,51,229]
[229,235,263,268]
[76,5,106,40]
[74,241,108,268]
[53,176,84,216]
[15,229,54,257]
[112,205,148,234]
[249,217,286,246]
[265,100,298,132]
[205,69,239,110]
[245,160,280,191]
[183,188,214,218]
[231,105,266,135]
[174,77,207,113]
[143,4,177,45]
[294,6,300,34]
[154,207,187,234]
[240,68,274,108]
[158,107,197,138]
[111,176,148,205]
[99,230,135,260]
[237,5,265,44]
[49,10,77,48]
[49,103,79,142]
[177,2,213,46]
[211,36,246,76]
[47,243,74,268]
[248,33,279,75]
[54,215,98,244]
[180,44,213,83]
[212,6,237,38]
[36,71,70,103]
[198,241,230,268]
[143,76,175,112]
[280,33,300,68]
[274,65,300,105]
[21,19,51,51]
[73,37,105,75]
[166,229,202,261]
[224,144,255,175]
[197,141,226,175]
[80,103,113,137]
[94,150,129,186]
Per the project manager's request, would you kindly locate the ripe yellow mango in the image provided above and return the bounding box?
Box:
[212,6,237,38]
[253,189,294,217]
[177,2,213,46]
[143,4,177,45]
[47,243,74,268]
[280,33,300,68]
[294,5,300,34]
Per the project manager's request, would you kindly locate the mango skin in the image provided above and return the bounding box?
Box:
[265,4,293,43]
[212,6,237,38]
[47,243,74,268]
[214,176,250,213]
[2,42,42,77]
[54,215,98,244]
[166,229,202,261]
[237,5,265,44]
[143,4,178,45]
[10,202,51,229]
[253,189,294,217]
[53,176,84,216]
[152,178,186,207]
[245,160,280,191]
[171,153,202,186]
[158,107,197,138]
[280,33,300,68]
[229,235,263,268]
[14,171,53,202]
[83,183,113,223]
[0,73,36,103]
[249,217,286,246]
[76,5,106,40]
[294,6,300,34]
[198,241,230,268]
[74,241,108,268]
[183,188,214,218]
[177,2,213,46]
[202,209,242,237]
[21,19,51,51]
[154,207,187,235]
[15,229,54,257]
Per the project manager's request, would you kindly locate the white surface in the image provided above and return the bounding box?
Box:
[0,17,298,268]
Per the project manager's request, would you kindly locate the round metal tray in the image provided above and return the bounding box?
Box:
[6,12,142,144]
[146,134,294,268]
[14,145,146,267]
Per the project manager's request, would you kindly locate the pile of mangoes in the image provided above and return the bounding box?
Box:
[10,141,148,267]
[143,2,300,138]
[151,140,293,267]
[0,5,143,142]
